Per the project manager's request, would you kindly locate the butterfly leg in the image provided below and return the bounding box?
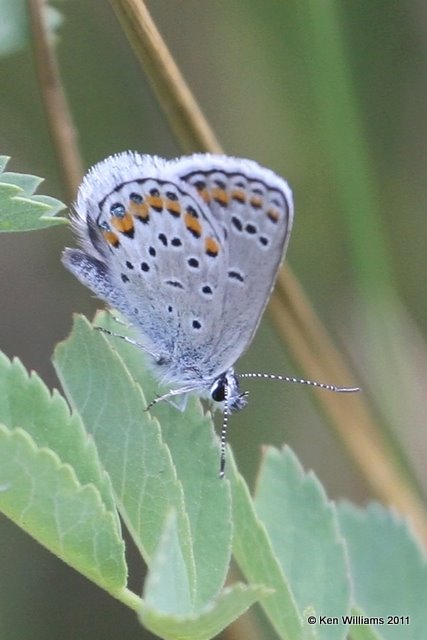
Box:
[94,326,162,361]
[146,384,201,412]
[107,313,130,327]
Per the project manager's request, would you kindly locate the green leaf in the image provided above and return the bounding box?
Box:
[31,194,66,216]
[140,584,265,640]
[93,311,233,608]
[348,607,384,640]
[0,170,43,193]
[229,452,304,640]
[338,502,427,640]
[0,1,63,57]
[54,314,266,633]
[144,510,193,615]
[0,424,127,595]
[53,314,197,605]
[141,513,265,639]
[0,351,118,525]
[254,446,351,640]
[0,156,67,230]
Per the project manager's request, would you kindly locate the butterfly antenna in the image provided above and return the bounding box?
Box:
[238,372,360,393]
[219,386,231,479]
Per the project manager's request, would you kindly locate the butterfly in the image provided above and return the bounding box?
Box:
[63,152,358,475]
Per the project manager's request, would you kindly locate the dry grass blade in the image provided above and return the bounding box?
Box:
[109,0,222,154]
[28,0,83,200]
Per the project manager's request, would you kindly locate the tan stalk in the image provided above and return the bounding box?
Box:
[28,0,83,200]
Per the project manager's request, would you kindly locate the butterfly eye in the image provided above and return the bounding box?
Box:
[210,376,226,402]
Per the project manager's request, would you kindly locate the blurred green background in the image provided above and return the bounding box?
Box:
[0,1,426,638]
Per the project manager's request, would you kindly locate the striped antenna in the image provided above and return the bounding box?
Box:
[238,372,359,393]
[219,386,230,479]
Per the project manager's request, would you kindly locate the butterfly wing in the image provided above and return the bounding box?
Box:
[176,154,293,371]
[63,152,293,385]
[63,152,231,384]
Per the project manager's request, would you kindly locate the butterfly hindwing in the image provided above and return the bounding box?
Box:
[177,154,293,369]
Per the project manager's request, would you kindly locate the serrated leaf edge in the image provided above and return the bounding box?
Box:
[0,423,127,595]
[230,455,305,639]
[257,446,353,578]
[0,351,119,527]
[54,315,198,602]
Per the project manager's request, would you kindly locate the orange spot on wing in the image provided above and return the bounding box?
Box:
[103,230,120,247]
[267,209,280,223]
[198,188,211,203]
[205,236,219,257]
[231,189,246,203]
[250,196,263,208]
[110,212,134,234]
[146,195,164,210]
[165,200,181,216]
[211,187,229,206]
[184,213,202,237]
[129,201,150,221]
